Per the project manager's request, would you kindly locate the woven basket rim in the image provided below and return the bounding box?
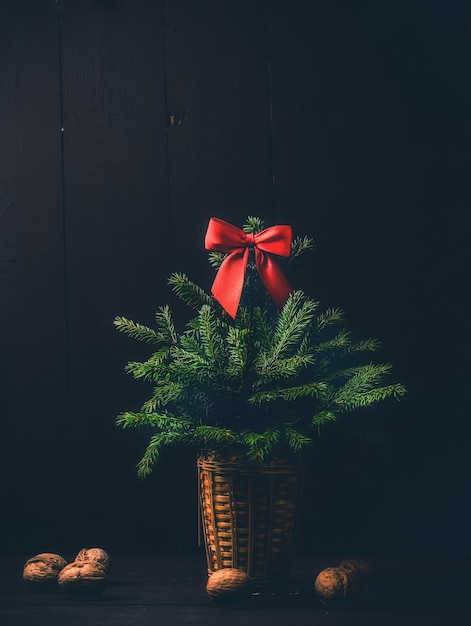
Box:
[197,454,304,475]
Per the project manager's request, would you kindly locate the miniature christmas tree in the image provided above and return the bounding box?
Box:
[115,216,406,476]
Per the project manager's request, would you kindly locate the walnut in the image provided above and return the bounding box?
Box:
[23,553,68,588]
[338,558,372,579]
[75,547,110,572]
[338,559,372,597]
[206,568,251,605]
[314,566,349,606]
[315,560,372,606]
[58,561,108,594]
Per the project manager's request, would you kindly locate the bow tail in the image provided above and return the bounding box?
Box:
[256,249,293,310]
[210,248,249,319]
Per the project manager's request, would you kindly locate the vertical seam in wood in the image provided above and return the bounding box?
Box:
[161,0,174,274]
[265,0,276,224]
[55,0,72,456]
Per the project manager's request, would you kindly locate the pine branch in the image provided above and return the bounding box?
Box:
[116,411,190,430]
[208,251,225,268]
[243,427,282,462]
[243,216,265,234]
[326,364,382,383]
[168,272,215,311]
[225,326,249,379]
[261,292,318,368]
[155,305,178,345]
[313,307,345,334]
[250,306,274,352]
[141,397,159,413]
[250,381,328,405]
[311,410,338,436]
[170,353,228,396]
[125,349,172,381]
[335,383,407,411]
[196,305,225,364]
[284,427,313,452]
[313,329,352,354]
[255,353,315,384]
[349,337,381,353]
[137,431,183,478]
[287,236,315,264]
[169,347,211,380]
[333,363,393,406]
[144,382,186,409]
[195,425,238,445]
[114,316,164,344]
[312,410,338,426]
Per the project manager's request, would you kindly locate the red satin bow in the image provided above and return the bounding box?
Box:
[204,217,293,319]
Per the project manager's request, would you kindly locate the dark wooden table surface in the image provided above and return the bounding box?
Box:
[0,552,469,625]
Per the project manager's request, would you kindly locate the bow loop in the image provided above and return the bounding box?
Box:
[205,217,293,318]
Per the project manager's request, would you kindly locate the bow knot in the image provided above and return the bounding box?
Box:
[204,217,293,319]
[246,232,256,247]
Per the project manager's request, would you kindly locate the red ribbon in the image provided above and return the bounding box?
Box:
[204,217,293,319]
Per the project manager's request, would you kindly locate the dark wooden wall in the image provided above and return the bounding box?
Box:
[1,0,469,556]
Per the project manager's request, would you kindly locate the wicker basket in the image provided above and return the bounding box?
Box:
[197,454,304,583]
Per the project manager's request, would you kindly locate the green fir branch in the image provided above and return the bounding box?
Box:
[255,353,315,383]
[250,381,328,405]
[208,251,226,268]
[284,427,313,452]
[311,410,338,436]
[333,363,394,405]
[312,410,338,426]
[155,306,178,344]
[287,236,315,263]
[313,307,345,334]
[143,382,186,409]
[137,431,183,478]
[116,411,190,430]
[114,316,164,344]
[349,337,382,353]
[313,329,352,353]
[196,305,225,364]
[261,292,318,367]
[195,425,238,445]
[250,306,274,352]
[225,327,250,379]
[124,349,172,381]
[243,427,282,462]
[243,216,265,234]
[169,347,212,380]
[168,272,215,311]
[335,383,407,412]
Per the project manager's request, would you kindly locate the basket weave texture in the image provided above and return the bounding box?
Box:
[198,455,304,581]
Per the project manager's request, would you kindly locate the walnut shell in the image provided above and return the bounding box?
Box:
[23,553,68,587]
[206,568,251,604]
[75,547,110,571]
[58,561,108,594]
[314,566,349,606]
[338,558,372,579]
[338,559,371,597]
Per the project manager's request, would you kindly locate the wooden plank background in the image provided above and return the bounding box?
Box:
[0,0,69,552]
[1,0,469,556]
